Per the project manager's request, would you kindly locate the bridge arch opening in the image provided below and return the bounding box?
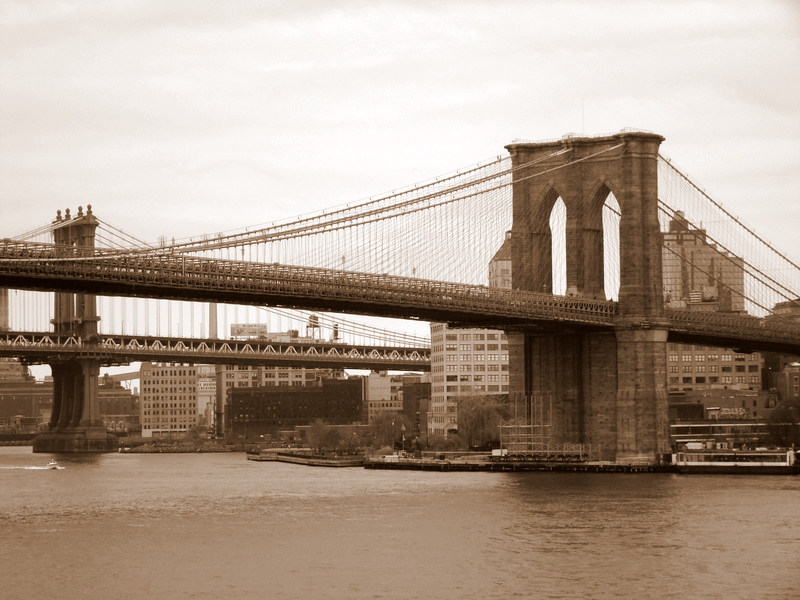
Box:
[550,197,567,296]
[602,191,621,301]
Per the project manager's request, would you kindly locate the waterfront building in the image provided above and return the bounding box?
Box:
[428,325,510,437]
[98,374,140,433]
[139,363,198,438]
[227,378,363,437]
[428,233,512,437]
[666,343,764,394]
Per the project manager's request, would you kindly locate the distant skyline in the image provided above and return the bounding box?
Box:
[2,0,798,257]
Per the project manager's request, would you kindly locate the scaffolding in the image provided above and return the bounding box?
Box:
[498,394,600,462]
[499,393,553,451]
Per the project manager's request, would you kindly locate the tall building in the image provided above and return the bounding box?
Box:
[428,232,512,437]
[139,363,199,438]
[400,374,431,435]
[662,212,745,312]
[659,213,779,420]
[428,325,509,436]
[196,365,217,430]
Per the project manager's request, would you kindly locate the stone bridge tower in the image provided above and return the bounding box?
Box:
[34,206,115,453]
[505,131,669,463]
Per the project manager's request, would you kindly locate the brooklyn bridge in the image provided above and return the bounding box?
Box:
[1,131,798,460]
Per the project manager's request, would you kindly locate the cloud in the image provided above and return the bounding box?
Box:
[0,0,798,254]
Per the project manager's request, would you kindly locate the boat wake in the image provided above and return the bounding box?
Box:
[0,462,65,470]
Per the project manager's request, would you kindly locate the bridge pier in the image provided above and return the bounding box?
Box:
[33,206,115,453]
[507,328,670,463]
[34,357,116,453]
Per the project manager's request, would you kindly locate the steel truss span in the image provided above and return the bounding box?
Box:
[0,331,430,370]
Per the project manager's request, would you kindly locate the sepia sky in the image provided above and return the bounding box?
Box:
[2,0,799,255]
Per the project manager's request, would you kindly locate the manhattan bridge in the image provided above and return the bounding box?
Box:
[1,131,798,460]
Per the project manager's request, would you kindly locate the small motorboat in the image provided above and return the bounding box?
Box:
[43,459,64,470]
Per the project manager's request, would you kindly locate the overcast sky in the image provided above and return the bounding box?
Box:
[2,0,799,254]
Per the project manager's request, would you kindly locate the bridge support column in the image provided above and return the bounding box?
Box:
[508,328,670,463]
[614,328,670,462]
[508,331,619,460]
[34,358,115,453]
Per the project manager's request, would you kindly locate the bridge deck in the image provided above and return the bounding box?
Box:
[1,241,798,353]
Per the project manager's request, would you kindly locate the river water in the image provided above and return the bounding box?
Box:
[1,446,798,600]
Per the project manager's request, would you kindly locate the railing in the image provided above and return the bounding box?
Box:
[666,309,800,345]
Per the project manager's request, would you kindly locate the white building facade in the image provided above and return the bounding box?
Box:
[140,363,198,437]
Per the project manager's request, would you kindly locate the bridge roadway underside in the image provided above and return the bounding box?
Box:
[1,252,797,353]
[0,274,610,332]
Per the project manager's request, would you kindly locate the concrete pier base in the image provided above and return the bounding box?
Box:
[33,427,117,453]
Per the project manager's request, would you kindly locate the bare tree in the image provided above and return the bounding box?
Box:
[306,419,330,455]
[369,411,412,449]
